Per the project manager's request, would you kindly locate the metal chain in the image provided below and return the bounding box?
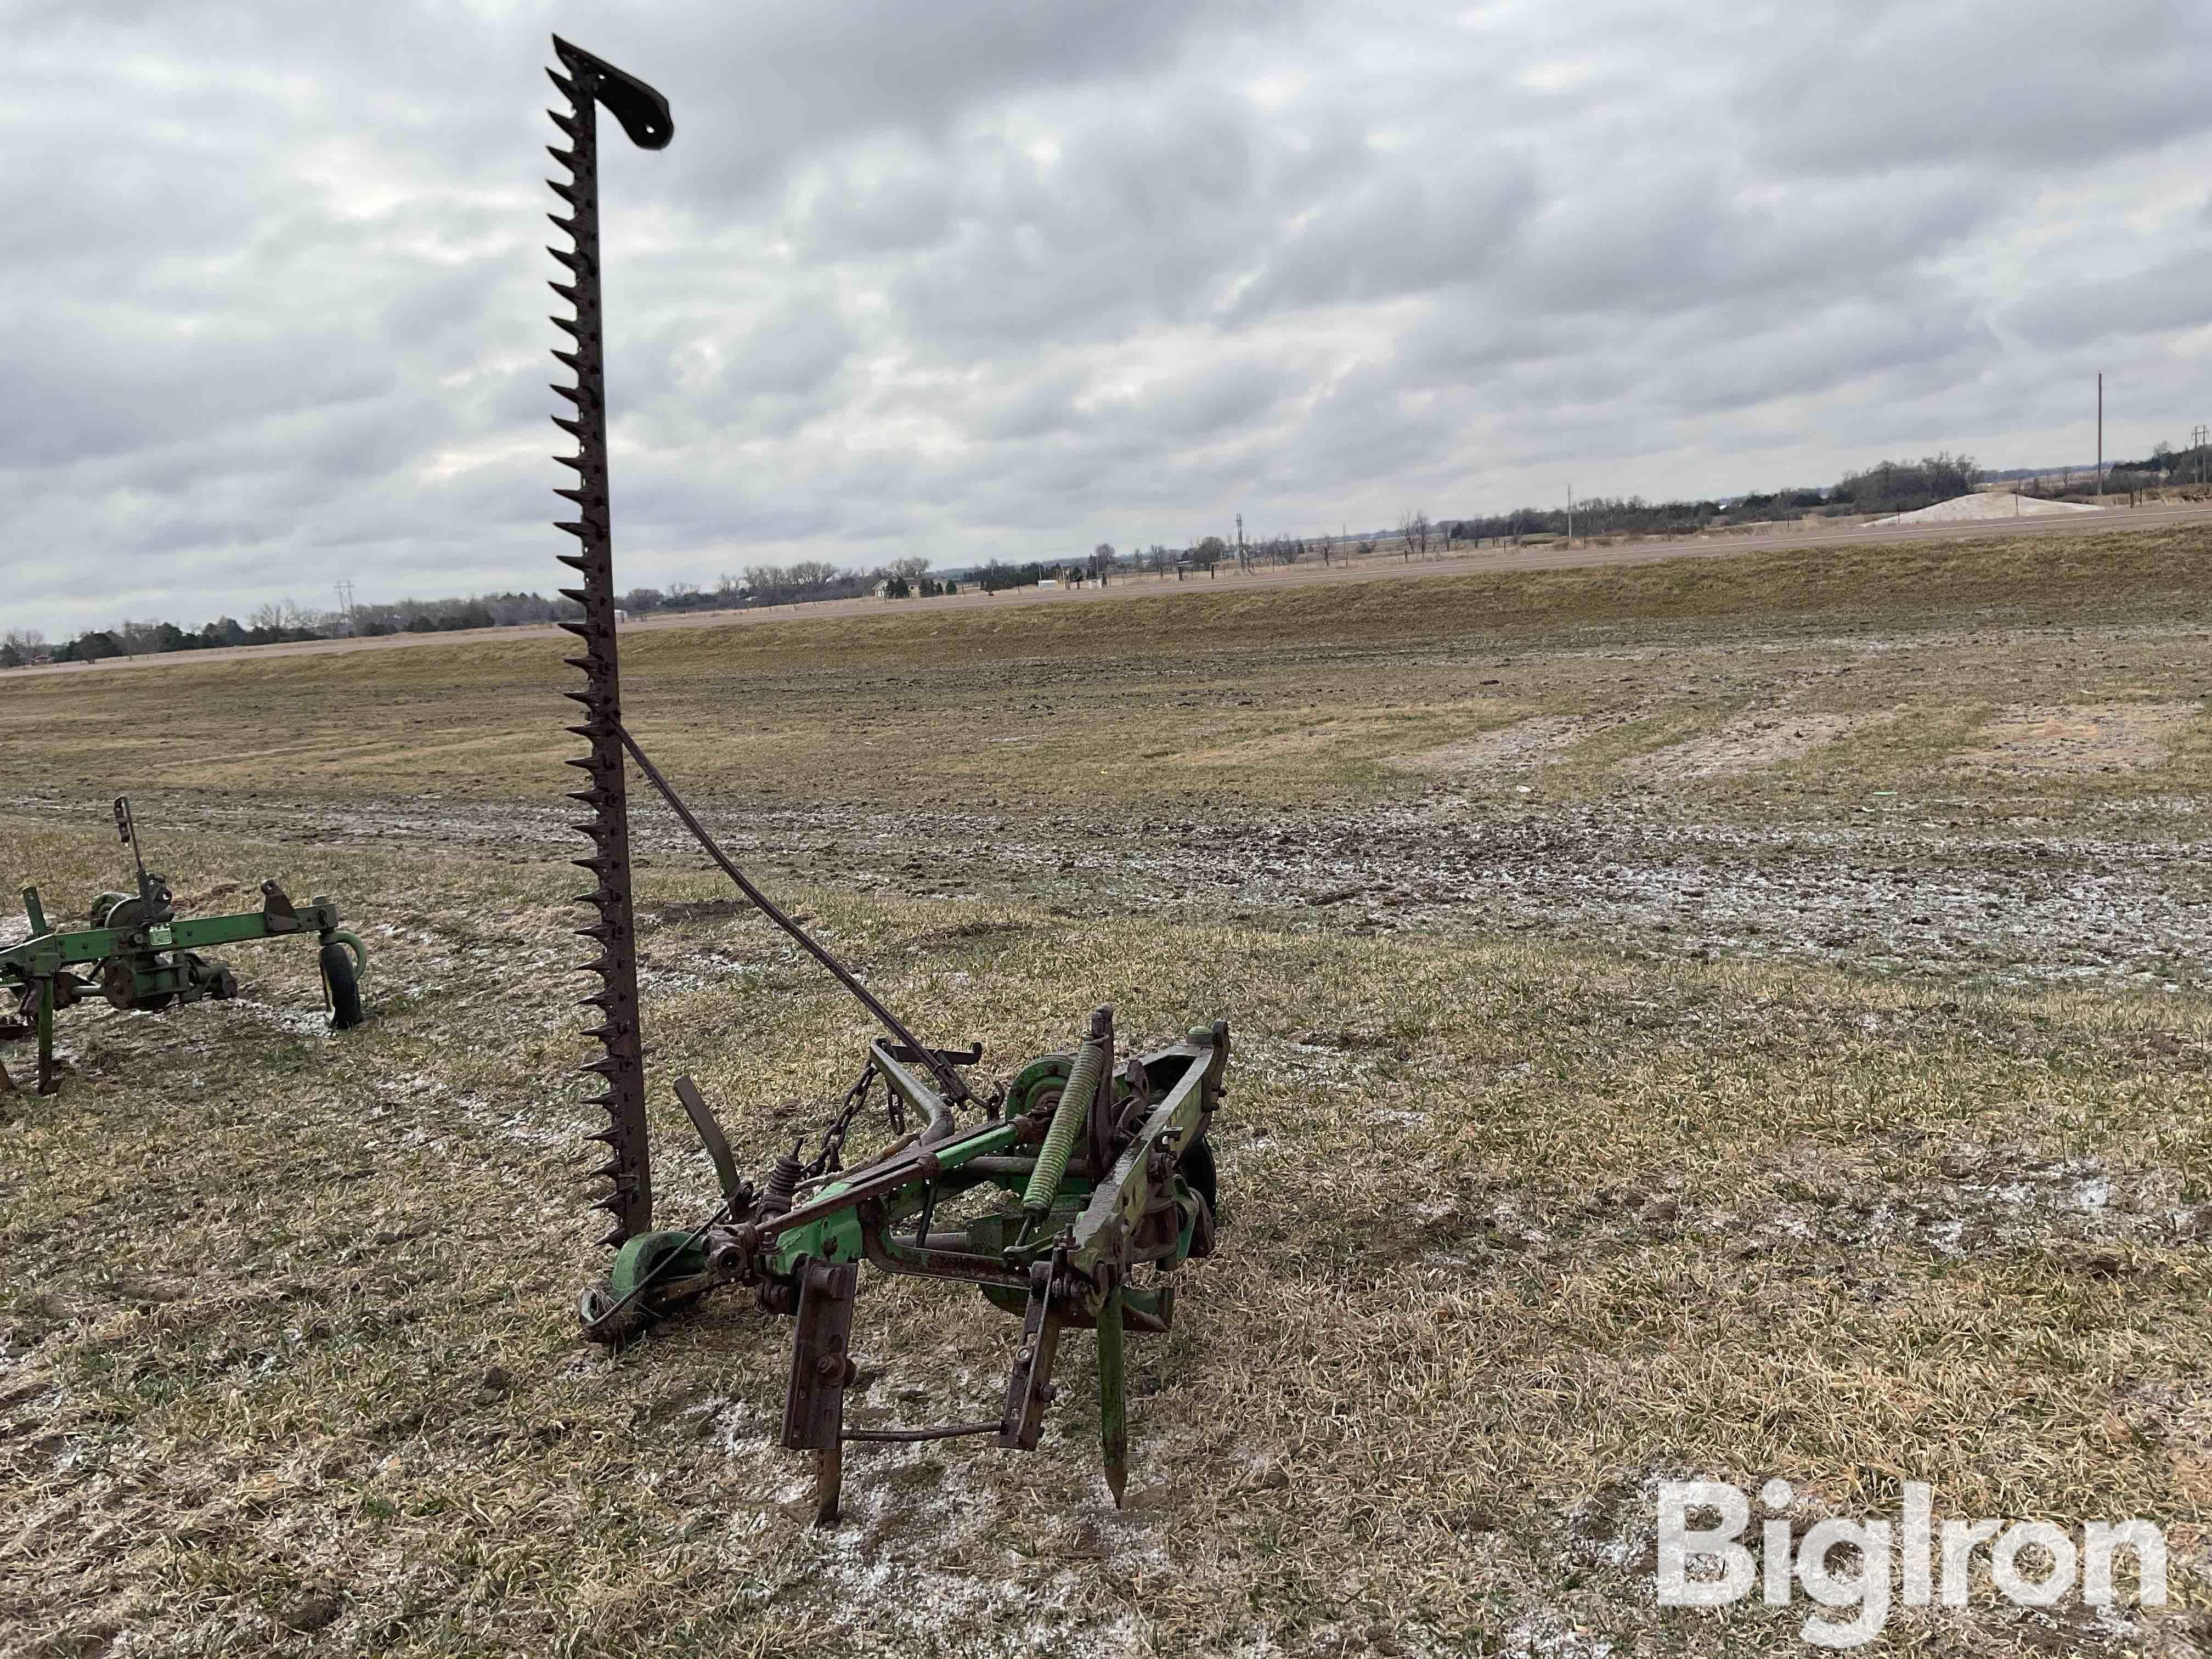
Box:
[804,1058,884,1180]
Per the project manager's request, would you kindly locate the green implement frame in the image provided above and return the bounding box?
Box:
[0,798,367,1096]
[579,1008,1228,1521]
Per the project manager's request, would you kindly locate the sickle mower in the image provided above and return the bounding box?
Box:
[545,36,1231,1523]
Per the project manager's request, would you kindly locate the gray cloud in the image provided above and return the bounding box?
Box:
[5,0,2211,637]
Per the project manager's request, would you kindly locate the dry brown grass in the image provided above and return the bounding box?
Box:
[4,520,2212,822]
[3,800,2208,1655]
[5,525,2212,1654]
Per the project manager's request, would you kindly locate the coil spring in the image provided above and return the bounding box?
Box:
[1022,1037,1104,1217]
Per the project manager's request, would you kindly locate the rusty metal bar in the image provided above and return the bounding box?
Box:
[842,1420,1003,1444]
[614,721,974,1107]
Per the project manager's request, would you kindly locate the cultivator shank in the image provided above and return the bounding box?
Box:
[543,38,1233,1520]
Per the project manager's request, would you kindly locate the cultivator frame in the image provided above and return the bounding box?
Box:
[0,797,366,1096]
[547,37,1231,1521]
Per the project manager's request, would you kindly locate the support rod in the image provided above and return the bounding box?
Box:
[843,1420,1004,1444]
[615,721,973,1105]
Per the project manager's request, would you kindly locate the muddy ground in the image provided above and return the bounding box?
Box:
[7,776,2206,994]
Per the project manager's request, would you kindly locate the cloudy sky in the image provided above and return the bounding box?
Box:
[7,1,2210,638]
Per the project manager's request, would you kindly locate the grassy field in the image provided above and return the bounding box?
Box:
[6,522,2212,824]
[5,526,2212,1655]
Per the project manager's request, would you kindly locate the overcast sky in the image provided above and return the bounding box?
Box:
[6,1,2210,637]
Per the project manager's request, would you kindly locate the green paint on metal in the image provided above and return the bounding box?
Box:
[1098,1286,1127,1505]
[0,802,369,1095]
[607,1228,708,1306]
[1023,1037,1102,1216]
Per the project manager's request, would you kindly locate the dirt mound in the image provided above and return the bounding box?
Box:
[1954,702,2196,773]
[1869,492,2107,526]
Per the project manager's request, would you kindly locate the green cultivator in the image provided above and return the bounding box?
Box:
[0,798,366,1096]
[548,37,1231,1521]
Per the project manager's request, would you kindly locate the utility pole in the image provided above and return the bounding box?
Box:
[1566,484,1573,548]
[2096,373,2103,501]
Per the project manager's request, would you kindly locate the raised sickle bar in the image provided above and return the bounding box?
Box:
[545,37,671,1246]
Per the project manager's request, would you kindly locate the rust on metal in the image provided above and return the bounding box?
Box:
[545,35,669,1246]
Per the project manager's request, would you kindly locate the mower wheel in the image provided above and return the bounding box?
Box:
[320,940,364,1030]
[1181,1136,1218,1256]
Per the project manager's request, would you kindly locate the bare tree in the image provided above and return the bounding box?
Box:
[1314,531,1334,567]
[1398,510,1431,562]
[890,556,932,580]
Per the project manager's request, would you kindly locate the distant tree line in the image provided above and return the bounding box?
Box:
[6,557,976,669]
[2101,438,2212,495]
[1824,453,1980,514]
[9,591,589,667]
[1442,453,1986,543]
